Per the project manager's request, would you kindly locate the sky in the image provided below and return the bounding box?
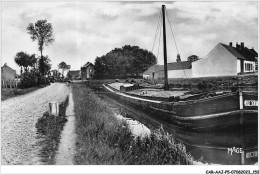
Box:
[1,1,258,74]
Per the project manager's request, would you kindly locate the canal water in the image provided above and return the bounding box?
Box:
[92,88,258,165]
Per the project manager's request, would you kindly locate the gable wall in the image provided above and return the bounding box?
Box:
[192,44,238,77]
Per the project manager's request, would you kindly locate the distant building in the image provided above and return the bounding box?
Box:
[50,70,59,78]
[192,42,258,77]
[143,42,258,79]
[143,61,192,80]
[1,63,16,81]
[80,62,94,80]
[67,70,80,80]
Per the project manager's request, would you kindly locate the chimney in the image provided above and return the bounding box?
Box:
[241,42,244,50]
[229,42,232,47]
[236,42,239,49]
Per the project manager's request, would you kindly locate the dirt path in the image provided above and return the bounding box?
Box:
[55,89,76,165]
[1,83,69,165]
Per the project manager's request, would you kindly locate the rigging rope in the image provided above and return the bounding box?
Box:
[165,9,179,54]
[152,11,162,53]
[165,9,187,79]
[157,14,162,60]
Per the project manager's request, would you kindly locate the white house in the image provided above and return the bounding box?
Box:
[143,42,258,80]
[192,42,258,77]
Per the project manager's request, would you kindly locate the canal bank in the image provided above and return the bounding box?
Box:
[71,83,193,165]
[93,84,258,165]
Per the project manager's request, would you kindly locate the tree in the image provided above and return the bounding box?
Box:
[14,51,37,74]
[27,19,54,75]
[30,54,37,70]
[187,55,200,62]
[38,55,51,76]
[58,61,70,79]
[94,45,157,79]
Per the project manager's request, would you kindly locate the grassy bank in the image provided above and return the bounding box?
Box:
[72,83,192,165]
[1,85,49,101]
[35,96,69,164]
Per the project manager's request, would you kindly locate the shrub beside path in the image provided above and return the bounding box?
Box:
[1,83,69,165]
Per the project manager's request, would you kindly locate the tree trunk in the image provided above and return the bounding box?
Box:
[40,48,43,76]
[62,69,65,82]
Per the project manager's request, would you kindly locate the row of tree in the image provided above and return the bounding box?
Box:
[94,45,157,79]
[14,19,54,88]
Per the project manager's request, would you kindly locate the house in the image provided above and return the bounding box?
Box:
[67,70,80,80]
[1,63,16,81]
[50,70,59,78]
[143,42,258,79]
[80,62,94,80]
[192,42,258,77]
[143,61,192,80]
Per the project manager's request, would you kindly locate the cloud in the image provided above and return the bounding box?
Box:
[1,1,258,73]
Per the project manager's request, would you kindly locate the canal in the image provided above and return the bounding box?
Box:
[90,85,258,165]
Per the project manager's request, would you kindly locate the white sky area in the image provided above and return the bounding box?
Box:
[1,1,258,74]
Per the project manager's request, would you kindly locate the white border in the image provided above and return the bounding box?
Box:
[1,0,259,175]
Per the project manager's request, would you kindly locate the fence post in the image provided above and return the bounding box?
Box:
[2,81,4,89]
[49,101,59,116]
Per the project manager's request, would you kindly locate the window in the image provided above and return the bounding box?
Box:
[245,63,253,72]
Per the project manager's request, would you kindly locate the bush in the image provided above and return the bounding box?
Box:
[197,81,207,90]
[18,71,50,89]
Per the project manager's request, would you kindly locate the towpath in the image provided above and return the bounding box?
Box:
[55,88,76,165]
[1,83,69,165]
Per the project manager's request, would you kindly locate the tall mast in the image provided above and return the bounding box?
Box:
[162,5,169,90]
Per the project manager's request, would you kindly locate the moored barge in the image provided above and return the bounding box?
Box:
[103,83,258,130]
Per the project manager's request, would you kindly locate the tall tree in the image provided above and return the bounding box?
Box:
[38,55,51,76]
[27,19,54,75]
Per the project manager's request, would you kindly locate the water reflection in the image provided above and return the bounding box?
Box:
[98,93,258,165]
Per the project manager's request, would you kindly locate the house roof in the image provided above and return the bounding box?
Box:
[168,61,192,70]
[1,64,16,73]
[82,62,93,68]
[143,61,192,74]
[221,43,257,61]
[67,70,80,77]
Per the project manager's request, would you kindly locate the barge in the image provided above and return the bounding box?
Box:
[103,83,258,130]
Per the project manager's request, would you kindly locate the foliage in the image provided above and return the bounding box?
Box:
[187,55,200,62]
[58,61,70,78]
[14,51,37,74]
[27,19,54,55]
[38,55,51,76]
[27,19,54,75]
[94,45,157,79]
[18,71,50,89]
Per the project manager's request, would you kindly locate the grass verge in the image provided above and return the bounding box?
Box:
[72,83,192,165]
[35,96,69,164]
